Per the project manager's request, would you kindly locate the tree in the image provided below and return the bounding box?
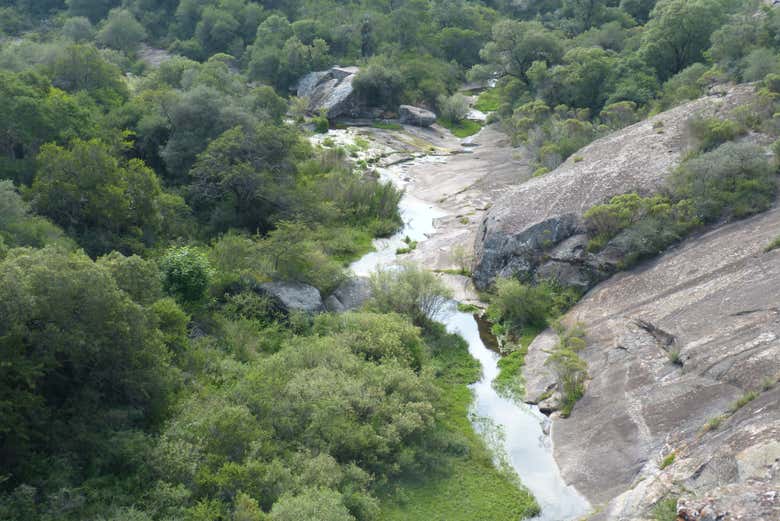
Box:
[187,124,304,234]
[45,44,128,106]
[0,70,97,182]
[67,0,121,22]
[640,0,733,81]
[436,27,484,67]
[97,9,147,53]
[548,46,616,112]
[0,247,174,484]
[30,139,166,255]
[270,489,355,521]
[160,246,212,304]
[62,16,95,42]
[476,20,564,83]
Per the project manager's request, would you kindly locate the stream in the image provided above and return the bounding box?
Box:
[348,146,590,521]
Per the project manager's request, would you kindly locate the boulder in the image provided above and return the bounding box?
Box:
[472,84,757,291]
[399,105,437,127]
[259,281,324,313]
[296,66,362,119]
[324,277,372,313]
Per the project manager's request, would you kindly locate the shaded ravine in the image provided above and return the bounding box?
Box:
[349,146,590,521]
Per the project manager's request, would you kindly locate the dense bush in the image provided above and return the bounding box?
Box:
[671,141,776,221]
[367,263,452,326]
[487,278,579,337]
[160,246,212,303]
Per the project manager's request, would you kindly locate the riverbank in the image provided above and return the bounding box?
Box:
[333,122,591,521]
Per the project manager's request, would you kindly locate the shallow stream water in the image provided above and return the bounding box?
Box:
[348,138,590,521]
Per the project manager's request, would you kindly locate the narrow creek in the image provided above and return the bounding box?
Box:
[348,145,590,521]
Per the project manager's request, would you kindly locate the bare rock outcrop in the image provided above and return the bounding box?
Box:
[297,66,362,119]
[259,281,324,313]
[525,203,780,519]
[472,84,757,291]
[399,105,437,127]
[323,277,371,312]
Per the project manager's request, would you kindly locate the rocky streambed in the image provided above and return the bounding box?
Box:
[333,122,590,521]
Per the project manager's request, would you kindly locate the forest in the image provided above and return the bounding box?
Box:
[1,0,779,520]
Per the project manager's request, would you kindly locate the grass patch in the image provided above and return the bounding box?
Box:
[438,118,482,138]
[456,302,481,313]
[728,390,758,413]
[652,497,678,521]
[658,452,675,470]
[765,236,780,252]
[396,236,418,254]
[373,121,403,131]
[493,326,542,402]
[380,325,539,521]
[474,89,502,112]
[701,414,725,433]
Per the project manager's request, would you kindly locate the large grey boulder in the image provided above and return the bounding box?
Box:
[472,84,757,291]
[399,105,437,127]
[324,277,372,313]
[296,66,361,119]
[259,281,324,313]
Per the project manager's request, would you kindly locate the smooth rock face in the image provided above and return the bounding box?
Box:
[472,84,756,290]
[259,281,324,313]
[399,105,437,127]
[297,66,361,119]
[528,205,780,519]
[324,277,371,313]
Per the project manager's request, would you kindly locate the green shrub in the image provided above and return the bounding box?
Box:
[161,246,213,304]
[764,236,780,253]
[367,263,452,326]
[437,93,470,123]
[687,116,746,152]
[487,279,559,336]
[702,415,724,432]
[652,497,678,521]
[659,452,675,470]
[545,324,588,417]
[670,142,776,222]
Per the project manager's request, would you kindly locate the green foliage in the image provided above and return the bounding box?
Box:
[474,89,502,112]
[728,390,758,413]
[0,247,176,489]
[544,323,588,417]
[314,312,425,370]
[659,452,675,470]
[438,118,482,138]
[45,44,128,106]
[31,139,170,255]
[0,180,69,249]
[652,497,678,521]
[97,9,147,53]
[367,263,452,326]
[764,236,780,253]
[160,246,212,304]
[671,142,776,222]
[640,0,733,82]
[584,193,701,255]
[688,117,747,152]
[492,326,542,402]
[487,278,579,337]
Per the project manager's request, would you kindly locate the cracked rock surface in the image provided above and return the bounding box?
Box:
[525,204,780,519]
